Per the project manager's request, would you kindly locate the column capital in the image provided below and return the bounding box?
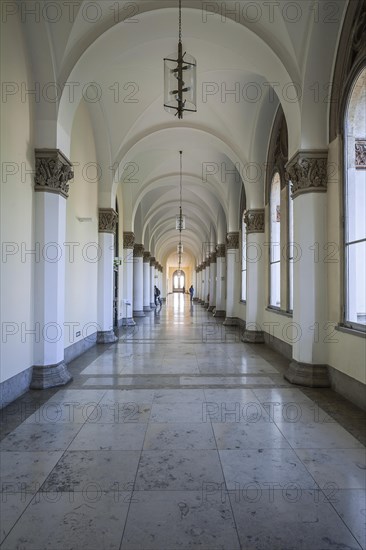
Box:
[98,208,118,234]
[244,209,265,234]
[133,244,144,257]
[355,139,366,168]
[286,150,328,199]
[123,232,135,249]
[210,252,217,263]
[216,244,226,258]
[143,251,151,263]
[34,149,74,199]
[150,256,156,266]
[226,232,240,250]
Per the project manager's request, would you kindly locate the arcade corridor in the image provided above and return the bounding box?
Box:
[1,296,365,549]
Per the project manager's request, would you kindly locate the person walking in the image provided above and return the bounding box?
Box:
[189,285,194,302]
[154,285,162,306]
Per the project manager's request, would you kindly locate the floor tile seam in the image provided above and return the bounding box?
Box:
[0,487,45,547]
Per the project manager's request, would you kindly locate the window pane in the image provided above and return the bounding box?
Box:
[346,241,366,324]
[346,166,366,243]
[270,262,281,307]
[241,269,247,301]
[289,259,294,311]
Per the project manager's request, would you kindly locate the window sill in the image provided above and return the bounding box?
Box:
[265,307,293,318]
[336,324,366,339]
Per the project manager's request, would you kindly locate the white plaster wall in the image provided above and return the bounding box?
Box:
[0,7,35,383]
[65,101,98,348]
[327,137,366,384]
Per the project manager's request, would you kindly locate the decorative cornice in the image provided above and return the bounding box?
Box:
[226,232,240,250]
[216,244,226,258]
[123,232,135,249]
[285,151,328,199]
[98,209,118,234]
[244,209,265,234]
[133,244,144,258]
[34,149,74,199]
[150,256,156,267]
[355,139,366,169]
[143,251,151,263]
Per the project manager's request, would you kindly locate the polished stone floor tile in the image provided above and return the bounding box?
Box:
[42,450,141,492]
[0,451,63,494]
[0,491,131,550]
[329,490,366,549]
[0,491,34,544]
[153,389,206,403]
[121,490,241,549]
[219,448,319,489]
[150,402,207,423]
[69,422,147,451]
[296,448,366,489]
[135,450,224,490]
[229,489,362,550]
[253,387,314,404]
[143,422,216,450]
[213,421,292,450]
[85,403,152,424]
[99,389,156,404]
[275,421,364,449]
[0,422,82,451]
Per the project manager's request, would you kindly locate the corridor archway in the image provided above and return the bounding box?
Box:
[173,270,186,293]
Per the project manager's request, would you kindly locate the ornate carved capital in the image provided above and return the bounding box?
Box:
[143,251,151,263]
[226,232,240,250]
[356,139,366,169]
[216,244,226,258]
[133,244,144,258]
[285,151,328,199]
[123,232,135,249]
[98,209,118,234]
[244,209,265,234]
[34,149,74,199]
[210,252,217,263]
[150,256,156,267]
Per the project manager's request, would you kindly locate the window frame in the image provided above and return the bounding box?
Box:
[269,172,281,309]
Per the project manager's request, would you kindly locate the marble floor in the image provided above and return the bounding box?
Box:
[1,294,365,549]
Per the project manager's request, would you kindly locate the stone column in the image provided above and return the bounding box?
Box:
[242,210,265,343]
[122,232,135,326]
[204,259,210,308]
[214,244,226,317]
[97,209,119,343]
[200,262,206,305]
[31,149,74,389]
[133,244,145,317]
[150,257,156,308]
[284,151,330,387]
[143,251,151,312]
[208,252,217,312]
[224,232,240,325]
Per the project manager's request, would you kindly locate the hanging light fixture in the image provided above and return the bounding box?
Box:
[164,0,197,119]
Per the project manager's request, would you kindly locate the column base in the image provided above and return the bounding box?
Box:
[242,330,265,343]
[30,361,72,390]
[213,310,226,318]
[143,306,152,312]
[223,317,237,326]
[150,303,156,309]
[208,306,215,312]
[133,310,145,317]
[97,330,118,344]
[284,361,331,388]
[121,318,136,327]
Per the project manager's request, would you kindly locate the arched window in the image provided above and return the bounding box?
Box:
[269,173,281,307]
[344,67,366,329]
[241,214,247,301]
[288,180,294,312]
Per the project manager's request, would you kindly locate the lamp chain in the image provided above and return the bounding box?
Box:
[179,0,182,44]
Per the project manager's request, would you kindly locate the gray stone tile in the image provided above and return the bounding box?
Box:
[42,450,141,492]
[121,490,240,549]
[230,489,362,550]
[0,451,63,494]
[0,422,82,451]
[135,450,224,490]
[0,491,131,550]
[99,389,155,404]
[143,423,216,450]
[85,403,152,424]
[0,492,34,544]
[213,421,291,450]
[219,449,318,489]
[276,421,364,449]
[153,389,206,403]
[329,490,366,549]
[69,422,147,451]
[150,402,207,423]
[296,448,366,489]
